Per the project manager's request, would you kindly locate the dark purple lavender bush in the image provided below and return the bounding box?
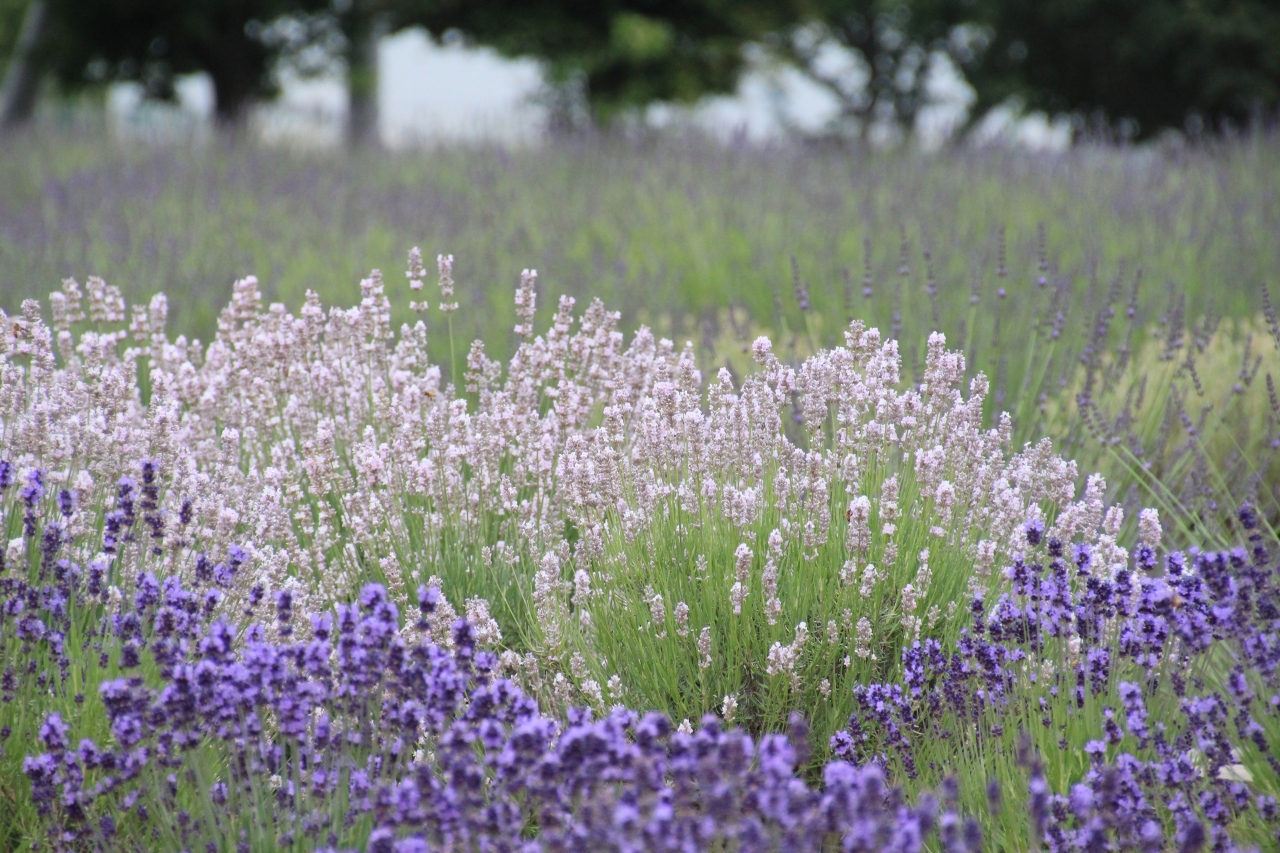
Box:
[0,457,971,851]
[830,507,1280,852]
[5,457,1278,852]
[13,562,965,851]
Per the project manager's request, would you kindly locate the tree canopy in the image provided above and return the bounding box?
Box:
[37,0,326,123]
[759,0,973,139]
[409,1,797,123]
[961,0,1280,139]
[1,0,1277,140]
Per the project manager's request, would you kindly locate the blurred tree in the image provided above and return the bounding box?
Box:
[254,2,391,145]
[34,0,326,126]
[339,3,386,145]
[310,0,1280,143]
[9,0,1276,143]
[406,1,797,127]
[758,0,972,141]
[0,0,29,54]
[961,0,1280,139]
[0,0,47,128]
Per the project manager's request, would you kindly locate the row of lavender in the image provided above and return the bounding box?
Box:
[2,256,1278,849]
[0,265,1160,754]
[4,465,1278,851]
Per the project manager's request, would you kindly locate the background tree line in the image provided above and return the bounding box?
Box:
[1,0,1277,143]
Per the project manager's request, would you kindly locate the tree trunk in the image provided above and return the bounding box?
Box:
[345,13,384,148]
[0,0,49,130]
[196,27,261,131]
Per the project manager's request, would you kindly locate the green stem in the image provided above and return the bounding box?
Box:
[448,314,458,389]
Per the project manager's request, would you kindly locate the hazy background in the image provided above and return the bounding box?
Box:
[8,0,1272,151]
[107,28,1041,150]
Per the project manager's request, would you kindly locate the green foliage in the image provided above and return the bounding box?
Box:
[410,1,794,121]
[766,0,1280,140]
[37,0,327,120]
[760,0,971,138]
[10,0,1280,138]
[960,0,1280,138]
[1046,313,1280,542]
[572,423,1002,750]
[0,0,28,60]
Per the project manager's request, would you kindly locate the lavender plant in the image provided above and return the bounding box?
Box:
[6,128,1280,537]
[4,473,1276,851]
[4,130,1278,346]
[0,464,974,850]
[829,505,1280,851]
[1,265,1158,739]
[1,253,1277,850]
[1047,309,1280,542]
[563,327,1089,742]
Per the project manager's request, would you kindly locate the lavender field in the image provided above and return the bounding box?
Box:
[0,128,1278,852]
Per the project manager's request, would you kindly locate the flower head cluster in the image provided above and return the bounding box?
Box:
[0,263,1173,757]
[4,487,974,853]
[6,261,1271,850]
[830,508,1280,851]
